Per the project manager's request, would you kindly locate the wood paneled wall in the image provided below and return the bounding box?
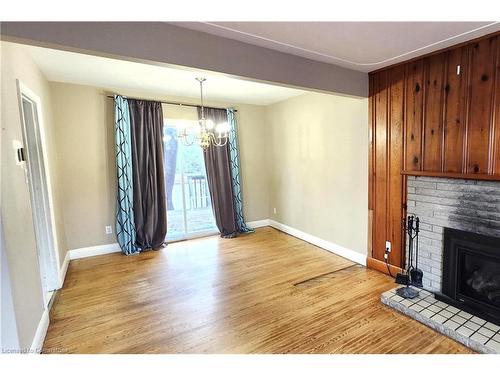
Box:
[368,32,500,271]
[369,65,407,269]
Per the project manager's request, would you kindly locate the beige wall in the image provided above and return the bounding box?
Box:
[50,83,116,250]
[49,82,270,250]
[49,83,368,257]
[1,41,67,349]
[266,92,369,255]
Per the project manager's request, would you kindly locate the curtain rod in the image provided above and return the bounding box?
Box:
[106,95,237,112]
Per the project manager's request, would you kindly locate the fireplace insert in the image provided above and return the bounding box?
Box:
[435,228,500,325]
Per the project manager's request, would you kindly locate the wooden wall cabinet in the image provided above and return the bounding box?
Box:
[368,33,500,272]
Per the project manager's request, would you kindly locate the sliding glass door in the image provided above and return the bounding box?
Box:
[164,120,217,241]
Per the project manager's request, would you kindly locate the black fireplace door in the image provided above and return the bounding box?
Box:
[442,228,500,323]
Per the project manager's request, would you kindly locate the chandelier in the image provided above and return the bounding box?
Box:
[178,78,230,149]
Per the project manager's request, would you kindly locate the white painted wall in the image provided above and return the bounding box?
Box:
[1,218,20,352]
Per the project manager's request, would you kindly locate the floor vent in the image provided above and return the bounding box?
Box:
[294,264,359,289]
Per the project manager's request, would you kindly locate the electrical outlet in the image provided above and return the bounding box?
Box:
[105,226,113,235]
[385,241,391,253]
[273,207,277,215]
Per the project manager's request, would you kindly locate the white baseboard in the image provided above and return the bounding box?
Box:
[247,219,271,228]
[64,219,364,268]
[30,252,71,353]
[30,308,49,354]
[59,251,70,288]
[69,243,121,260]
[268,219,367,266]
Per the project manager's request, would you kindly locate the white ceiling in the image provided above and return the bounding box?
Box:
[21,44,305,106]
[175,22,500,72]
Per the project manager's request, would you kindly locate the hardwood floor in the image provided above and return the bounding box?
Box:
[43,227,472,354]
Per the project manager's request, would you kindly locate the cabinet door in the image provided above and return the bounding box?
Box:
[466,36,497,174]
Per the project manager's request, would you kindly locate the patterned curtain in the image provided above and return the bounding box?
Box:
[227,108,254,233]
[114,96,139,255]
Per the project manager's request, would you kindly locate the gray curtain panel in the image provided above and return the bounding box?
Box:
[198,107,238,238]
[128,99,167,250]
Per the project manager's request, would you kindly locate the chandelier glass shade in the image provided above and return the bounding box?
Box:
[178,78,230,149]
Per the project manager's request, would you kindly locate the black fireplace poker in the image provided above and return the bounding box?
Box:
[410,217,423,288]
[395,214,423,299]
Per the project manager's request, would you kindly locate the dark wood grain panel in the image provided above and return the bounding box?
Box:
[405,60,424,171]
[493,36,500,174]
[368,31,500,275]
[368,75,375,258]
[423,53,446,171]
[466,36,497,174]
[443,47,468,173]
[387,65,405,267]
[368,74,374,211]
[373,70,389,262]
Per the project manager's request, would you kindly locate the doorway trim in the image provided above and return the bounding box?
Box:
[16,80,62,306]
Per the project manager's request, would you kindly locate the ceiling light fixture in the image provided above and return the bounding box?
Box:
[178,78,230,149]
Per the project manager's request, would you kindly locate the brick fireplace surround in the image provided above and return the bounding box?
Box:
[405,175,500,292]
[381,178,500,353]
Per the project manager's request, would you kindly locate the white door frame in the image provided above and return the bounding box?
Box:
[16,80,61,306]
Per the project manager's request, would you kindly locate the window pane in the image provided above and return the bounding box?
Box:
[164,120,217,241]
[182,142,216,233]
[164,125,184,239]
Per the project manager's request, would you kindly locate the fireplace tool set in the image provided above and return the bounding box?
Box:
[395,215,423,299]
